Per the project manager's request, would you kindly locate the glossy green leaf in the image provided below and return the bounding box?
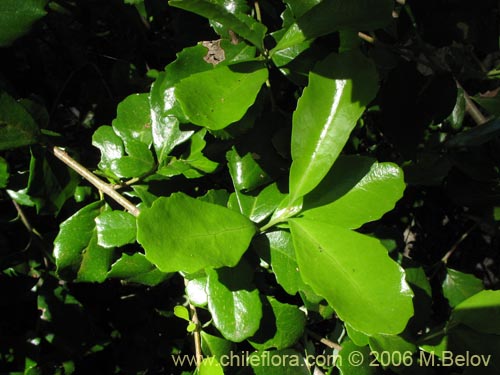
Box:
[207,0,251,38]
[446,117,500,148]
[186,275,208,307]
[77,232,115,283]
[345,323,370,347]
[0,0,48,47]
[137,193,256,273]
[92,125,124,177]
[448,88,466,130]
[112,93,152,146]
[283,0,321,21]
[338,339,378,375]
[175,62,268,130]
[228,183,284,223]
[0,91,40,150]
[443,269,484,308]
[184,129,219,173]
[368,334,416,370]
[198,189,230,206]
[149,55,195,163]
[248,349,309,374]
[107,253,170,286]
[159,129,219,178]
[54,201,114,282]
[290,218,414,335]
[0,157,8,188]
[472,93,500,116]
[109,138,154,178]
[201,331,234,360]
[95,210,137,248]
[404,264,433,332]
[206,263,262,342]
[169,0,267,49]
[302,156,405,229]
[197,357,224,375]
[267,195,303,228]
[130,185,158,208]
[254,230,308,295]
[450,290,500,335]
[174,305,190,321]
[273,0,393,52]
[249,296,306,350]
[447,325,500,373]
[288,51,378,203]
[227,147,272,192]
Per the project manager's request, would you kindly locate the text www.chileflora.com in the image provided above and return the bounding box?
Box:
[171,351,338,368]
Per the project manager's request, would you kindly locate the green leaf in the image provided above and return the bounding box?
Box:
[77,232,115,283]
[228,183,285,223]
[174,305,191,321]
[472,93,500,116]
[201,331,234,360]
[249,296,306,350]
[345,323,370,347]
[109,138,154,178]
[248,349,310,374]
[206,263,262,342]
[443,268,484,308]
[227,147,272,192]
[0,91,40,150]
[290,218,414,335]
[254,230,308,295]
[273,0,393,52]
[149,68,194,163]
[137,193,256,273]
[283,0,321,21]
[446,117,500,148]
[186,275,208,307]
[107,253,170,286]
[338,339,378,375]
[54,201,114,282]
[92,125,125,177]
[302,156,405,229]
[0,157,8,188]
[198,357,224,375]
[0,0,48,47]
[368,334,416,370]
[158,129,218,178]
[169,0,267,49]
[198,189,230,206]
[112,93,153,146]
[207,0,251,38]
[450,290,500,335]
[448,88,466,130]
[26,147,80,214]
[288,51,378,203]
[175,62,268,130]
[149,102,192,164]
[95,210,137,248]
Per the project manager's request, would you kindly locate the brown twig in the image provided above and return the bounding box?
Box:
[185,280,203,367]
[441,224,476,264]
[306,329,342,351]
[51,145,206,368]
[358,32,375,44]
[50,146,140,217]
[11,199,54,265]
[455,81,488,125]
[254,1,262,23]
